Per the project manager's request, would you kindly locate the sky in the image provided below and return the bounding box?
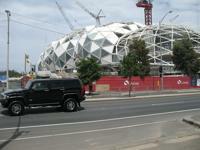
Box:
[0,0,199,72]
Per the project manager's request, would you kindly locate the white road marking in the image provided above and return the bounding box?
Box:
[0,120,175,142]
[87,92,200,101]
[0,108,200,131]
[151,101,184,106]
[151,100,200,106]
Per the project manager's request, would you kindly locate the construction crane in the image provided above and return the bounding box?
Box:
[76,1,105,26]
[55,1,74,30]
[136,0,153,25]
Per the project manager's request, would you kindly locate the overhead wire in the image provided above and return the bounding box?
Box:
[11,19,66,35]
[1,11,69,33]
[11,12,67,28]
[1,10,67,27]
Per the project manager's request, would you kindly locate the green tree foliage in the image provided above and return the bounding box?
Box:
[129,39,150,77]
[172,38,200,76]
[0,70,22,77]
[120,39,150,96]
[76,57,102,94]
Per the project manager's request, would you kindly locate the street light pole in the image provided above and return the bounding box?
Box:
[5,10,11,90]
[159,10,173,27]
[159,10,173,90]
[169,15,179,23]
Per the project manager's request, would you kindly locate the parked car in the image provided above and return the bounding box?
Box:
[0,78,85,116]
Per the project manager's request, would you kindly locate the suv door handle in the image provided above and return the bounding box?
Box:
[44,89,49,92]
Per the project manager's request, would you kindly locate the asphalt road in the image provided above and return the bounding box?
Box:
[0,93,200,150]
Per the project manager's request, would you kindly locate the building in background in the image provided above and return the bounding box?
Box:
[37,22,144,73]
[37,22,200,75]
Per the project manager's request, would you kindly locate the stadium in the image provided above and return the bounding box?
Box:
[37,22,200,75]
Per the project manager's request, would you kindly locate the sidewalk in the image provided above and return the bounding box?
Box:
[183,115,200,128]
[86,88,200,101]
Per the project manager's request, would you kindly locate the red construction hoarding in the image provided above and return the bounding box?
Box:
[87,75,198,92]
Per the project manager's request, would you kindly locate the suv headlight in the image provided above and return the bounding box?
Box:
[5,95,9,99]
[1,94,9,99]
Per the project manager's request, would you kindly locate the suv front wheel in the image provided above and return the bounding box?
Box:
[8,101,25,116]
[63,98,77,112]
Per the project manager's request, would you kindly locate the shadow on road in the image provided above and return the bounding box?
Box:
[1,110,10,116]
[1,107,64,116]
[26,106,85,115]
[1,106,85,116]
[0,116,29,150]
[26,107,64,115]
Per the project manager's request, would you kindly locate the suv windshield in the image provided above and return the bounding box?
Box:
[24,80,32,89]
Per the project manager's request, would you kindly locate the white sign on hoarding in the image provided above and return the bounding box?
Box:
[197,79,200,86]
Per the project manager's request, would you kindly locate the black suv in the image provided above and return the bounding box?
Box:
[0,78,85,115]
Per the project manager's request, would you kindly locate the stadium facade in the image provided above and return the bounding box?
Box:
[38,22,200,74]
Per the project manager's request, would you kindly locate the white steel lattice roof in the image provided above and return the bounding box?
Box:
[38,22,144,71]
[118,24,200,67]
[38,22,200,72]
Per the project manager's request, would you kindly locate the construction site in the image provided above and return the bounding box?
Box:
[37,0,200,76]
[1,0,200,92]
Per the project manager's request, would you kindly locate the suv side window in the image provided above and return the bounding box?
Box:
[32,82,48,91]
[50,81,63,90]
[63,80,80,89]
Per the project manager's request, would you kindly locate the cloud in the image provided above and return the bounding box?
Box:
[157,0,200,11]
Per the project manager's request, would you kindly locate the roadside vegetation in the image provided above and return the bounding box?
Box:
[119,39,150,96]
[76,57,102,95]
[0,70,22,78]
[172,38,200,77]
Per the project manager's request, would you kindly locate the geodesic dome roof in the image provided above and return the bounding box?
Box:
[37,22,144,72]
[118,24,200,67]
[38,23,200,73]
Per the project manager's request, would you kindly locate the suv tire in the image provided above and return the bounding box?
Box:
[63,98,77,112]
[8,101,25,116]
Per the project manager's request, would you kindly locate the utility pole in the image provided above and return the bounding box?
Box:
[25,54,27,74]
[158,10,173,90]
[5,10,11,90]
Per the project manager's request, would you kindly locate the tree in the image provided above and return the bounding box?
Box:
[120,39,150,96]
[0,70,22,77]
[129,39,150,78]
[172,38,200,77]
[76,57,102,94]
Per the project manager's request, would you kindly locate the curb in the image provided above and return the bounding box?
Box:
[182,117,200,128]
[86,92,200,101]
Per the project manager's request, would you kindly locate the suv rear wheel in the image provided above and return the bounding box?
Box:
[63,98,77,112]
[8,101,25,116]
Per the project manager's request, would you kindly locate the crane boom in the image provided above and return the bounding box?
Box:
[76,1,105,26]
[76,1,96,18]
[55,1,74,30]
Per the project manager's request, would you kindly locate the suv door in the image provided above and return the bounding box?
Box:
[48,81,64,103]
[28,81,52,105]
